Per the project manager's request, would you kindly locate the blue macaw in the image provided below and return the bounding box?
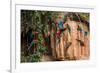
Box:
[27,31,34,45]
[58,21,64,29]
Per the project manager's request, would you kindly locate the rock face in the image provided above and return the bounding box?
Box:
[67,20,79,59]
[50,17,90,60]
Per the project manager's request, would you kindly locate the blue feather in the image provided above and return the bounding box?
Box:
[58,21,64,29]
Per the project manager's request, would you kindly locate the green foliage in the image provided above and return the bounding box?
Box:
[79,13,89,21]
[72,15,79,21]
[38,33,44,44]
[37,44,47,53]
[37,33,47,54]
[31,52,41,62]
[31,33,47,62]
[31,45,47,62]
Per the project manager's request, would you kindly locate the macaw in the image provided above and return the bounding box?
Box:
[56,21,67,37]
[27,29,34,45]
[58,21,64,29]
